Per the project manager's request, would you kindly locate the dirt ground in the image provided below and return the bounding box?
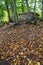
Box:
[0,22,43,65]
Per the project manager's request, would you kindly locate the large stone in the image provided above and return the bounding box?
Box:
[18,12,39,21]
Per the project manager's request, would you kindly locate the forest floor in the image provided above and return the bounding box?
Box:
[0,21,43,65]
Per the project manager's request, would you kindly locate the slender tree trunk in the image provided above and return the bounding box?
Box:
[13,0,18,24]
[26,0,31,23]
[34,0,37,23]
[5,1,11,22]
[42,0,43,20]
[22,0,24,13]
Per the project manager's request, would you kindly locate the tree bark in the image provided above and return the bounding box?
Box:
[42,0,43,20]
[26,0,31,23]
[34,0,37,23]
[22,0,24,13]
[5,0,11,22]
[13,0,18,24]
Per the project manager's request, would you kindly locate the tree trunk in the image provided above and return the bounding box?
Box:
[13,0,18,24]
[26,0,31,23]
[34,0,37,23]
[5,1,11,22]
[42,0,43,20]
[22,0,24,13]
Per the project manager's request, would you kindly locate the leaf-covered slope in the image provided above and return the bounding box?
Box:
[0,22,43,65]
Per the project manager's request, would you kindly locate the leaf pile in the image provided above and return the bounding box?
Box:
[0,22,43,65]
